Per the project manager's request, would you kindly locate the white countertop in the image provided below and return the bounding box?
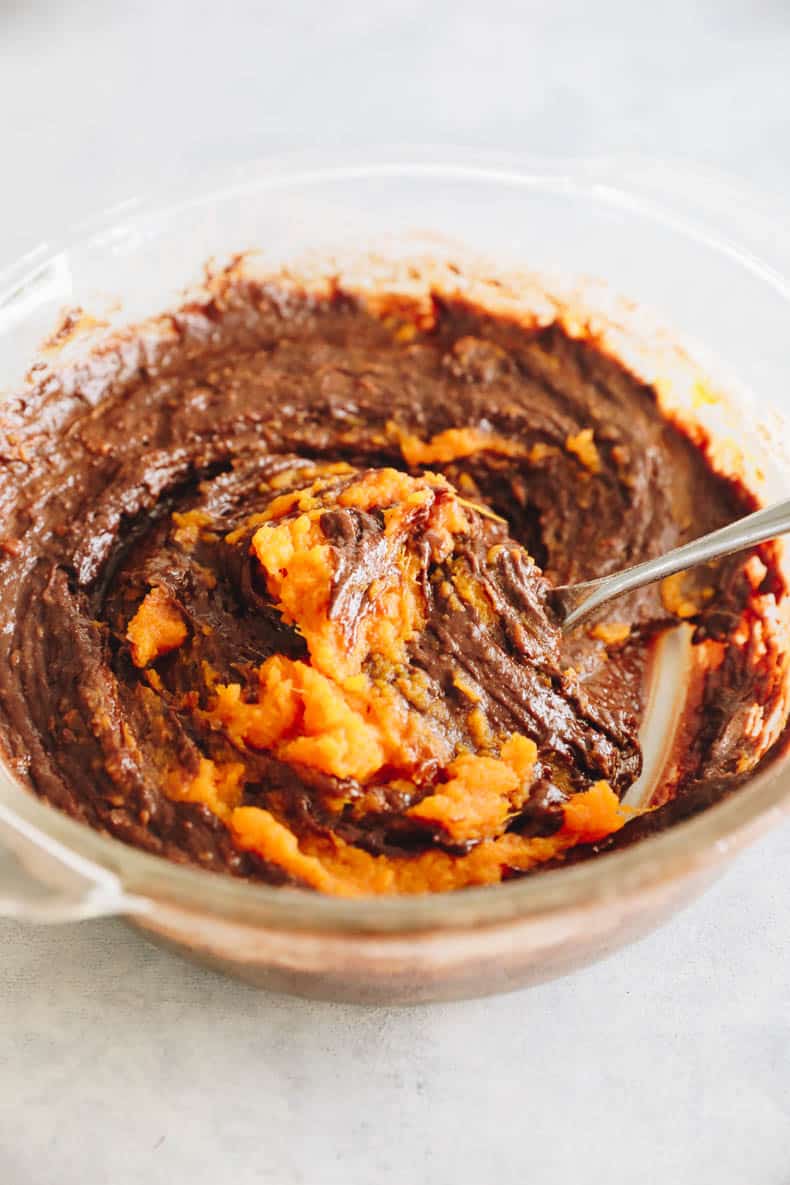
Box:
[2,3,790,1182]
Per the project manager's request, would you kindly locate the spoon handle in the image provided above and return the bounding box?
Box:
[554,496,790,631]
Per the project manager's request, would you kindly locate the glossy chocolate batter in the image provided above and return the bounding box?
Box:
[0,270,786,895]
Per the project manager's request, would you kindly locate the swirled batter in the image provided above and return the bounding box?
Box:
[0,267,787,894]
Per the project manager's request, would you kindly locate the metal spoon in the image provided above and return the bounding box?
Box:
[553,496,790,631]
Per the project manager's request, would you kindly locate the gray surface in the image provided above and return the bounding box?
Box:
[1,2,790,1182]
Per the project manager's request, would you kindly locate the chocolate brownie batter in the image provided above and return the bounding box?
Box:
[0,267,787,895]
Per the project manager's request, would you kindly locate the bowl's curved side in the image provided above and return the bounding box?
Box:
[131,857,724,1004]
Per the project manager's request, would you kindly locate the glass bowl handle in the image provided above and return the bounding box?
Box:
[0,801,136,923]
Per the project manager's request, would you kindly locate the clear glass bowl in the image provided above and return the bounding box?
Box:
[2,148,790,1003]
